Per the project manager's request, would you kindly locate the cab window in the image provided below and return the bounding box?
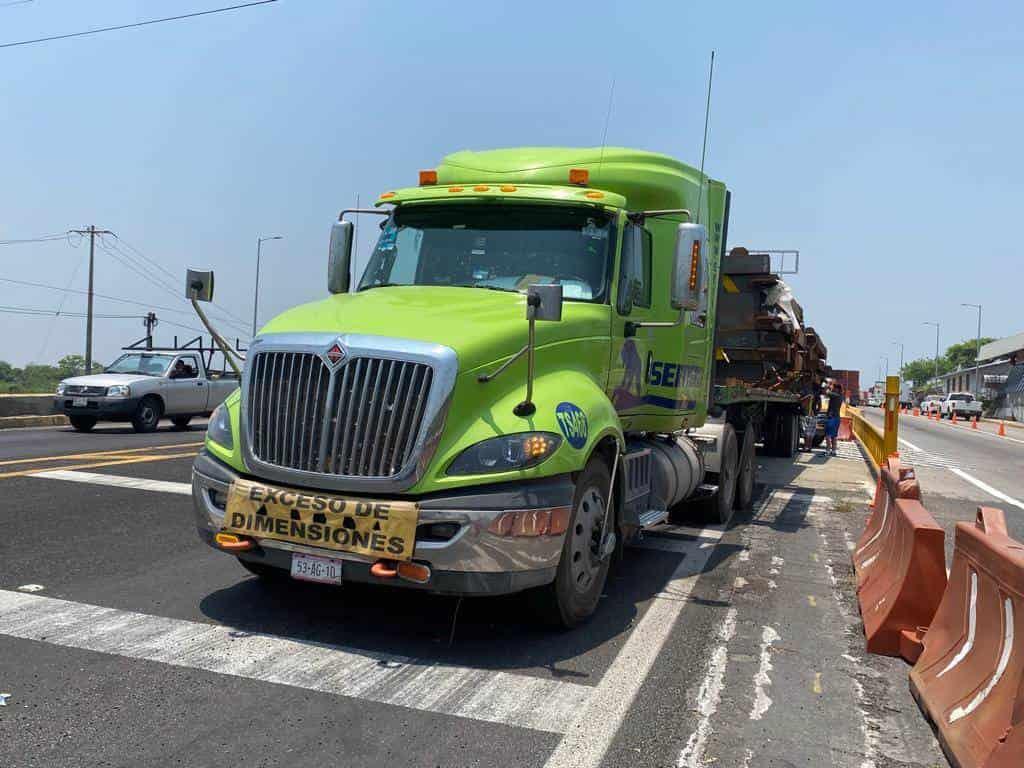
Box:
[617,222,652,313]
[170,356,199,380]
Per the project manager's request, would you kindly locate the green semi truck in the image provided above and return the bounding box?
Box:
[190,147,815,627]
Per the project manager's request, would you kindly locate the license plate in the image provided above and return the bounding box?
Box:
[290,553,343,584]
[72,397,87,407]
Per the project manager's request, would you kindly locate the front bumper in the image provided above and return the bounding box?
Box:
[191,450,573,596]
[55,396,138,420]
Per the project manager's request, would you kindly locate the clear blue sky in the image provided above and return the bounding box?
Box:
[1,0,1021,387]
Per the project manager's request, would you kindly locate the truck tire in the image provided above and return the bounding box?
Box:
[536,457,613,629]
[171,415,192,429]
[734,427,756,510]
[701,423,738,525]
[132,396,162,433]
[778,413,798,458]
[69,416,96,432]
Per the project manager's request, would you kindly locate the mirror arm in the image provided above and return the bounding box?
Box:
[477,344,529,384]
[627,208,692,224]
[188,293,244,377]
[513,293,541,417]
[338,208,390,222]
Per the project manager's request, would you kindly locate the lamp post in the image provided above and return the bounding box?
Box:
[962,303,982,397]
[880,354,889,379]
[252,235,283,337]
[923,321,940,382]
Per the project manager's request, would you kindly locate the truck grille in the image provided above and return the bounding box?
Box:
[247,351,434,478]
[65,385,107,396]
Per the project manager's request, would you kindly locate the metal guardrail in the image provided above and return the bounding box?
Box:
[845,405,886,469]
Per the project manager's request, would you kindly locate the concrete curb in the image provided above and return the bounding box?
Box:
[0,415,69,430]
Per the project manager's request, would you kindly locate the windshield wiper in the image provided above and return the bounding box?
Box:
[452,283,520,294]
[357,282,404,292]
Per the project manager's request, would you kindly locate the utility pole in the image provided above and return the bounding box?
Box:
[962,303,983,397]
[143,312,159,350]
[892,341,904,378]
[923,321,940,383]
[70,225,113,372]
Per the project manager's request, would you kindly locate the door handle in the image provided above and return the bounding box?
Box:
[196,382,204,386]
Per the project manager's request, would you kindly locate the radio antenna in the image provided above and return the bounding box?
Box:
[695,50,715,224]
[596,77,616,184]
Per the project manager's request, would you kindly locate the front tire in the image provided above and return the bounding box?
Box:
[69,416,96,432]
[171,415,192,429]
[709,423,738,524]
[734,427,756,510]
[536,457,612,629]
[132,396,162,433]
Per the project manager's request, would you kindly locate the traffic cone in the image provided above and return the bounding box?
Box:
[999,421,1007,437]
[972,416,978,429]
[952,411,958,424]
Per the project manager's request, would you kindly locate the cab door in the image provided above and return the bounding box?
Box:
[164,354,207,414]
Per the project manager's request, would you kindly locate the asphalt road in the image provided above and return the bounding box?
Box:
[0,425,942,767]
[860,407,1024,545]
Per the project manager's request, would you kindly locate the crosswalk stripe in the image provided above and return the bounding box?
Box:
[30,469,192,495]
[0,590,590,734]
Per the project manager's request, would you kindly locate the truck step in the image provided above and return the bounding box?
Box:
[638,508,669,529]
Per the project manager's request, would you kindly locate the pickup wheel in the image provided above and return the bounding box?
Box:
[734,427,756,510]
[535,457,612,629]
[132,396,163,433]
[171,415,192,429]
[69,416,96,432]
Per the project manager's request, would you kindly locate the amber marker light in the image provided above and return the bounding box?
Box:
[214,532,255,551]
[380,191,396,199]
[584,191,604,199]
[419,169,438,185]
[448,186,464,192]
[689,240,701,290]
[397,561,431,584]
[500,185,517,192]
[569,168,589,185]
[473,185,490,192]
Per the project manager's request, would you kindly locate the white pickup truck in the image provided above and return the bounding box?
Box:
[55,350,238,433]
[940,392,983,420]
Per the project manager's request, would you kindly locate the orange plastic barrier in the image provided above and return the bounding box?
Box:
[857,458,922,589]
[838,415,853,441]
[857,496,946,659]
[910,508,1024,768]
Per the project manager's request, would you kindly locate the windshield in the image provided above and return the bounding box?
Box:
[358,204,615,302]
[950,393,974,402]
[104,353,174,376]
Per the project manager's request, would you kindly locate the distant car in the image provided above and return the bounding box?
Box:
[867,393,884,407]
[55,350,238,433]
[919,396,943,415]
[940,392,983,420]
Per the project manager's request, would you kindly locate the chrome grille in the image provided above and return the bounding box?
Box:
[66,385,107,396]
[247,351,433,478]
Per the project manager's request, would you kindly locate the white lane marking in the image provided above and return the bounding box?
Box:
[30,469,192,495]
[769,555,784,576]
[948,467,1024,511]
[749,625,780,720]
[17,584,44,592]
[927,417,1024,446]
[0,590,588,734]
[897,436,924,452]
[676,607,739,768]
[938,571,977,678]
[0,693,9,706]
[543,510,725,768]
[950,598,1014,723]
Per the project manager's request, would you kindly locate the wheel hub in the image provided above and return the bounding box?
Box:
[569,487,605,592]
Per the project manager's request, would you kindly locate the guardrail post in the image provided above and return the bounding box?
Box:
[884,375,899,458]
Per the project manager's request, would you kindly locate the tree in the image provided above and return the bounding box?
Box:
[0,360,15,383]
[58,355,87,378]
[902,357,949,385]
[946,338,995,371]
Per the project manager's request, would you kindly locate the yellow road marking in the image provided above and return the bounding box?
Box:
[0,441,203,468]
[807,595,817,607]
[0,452,197,480]
[812,672,823,694]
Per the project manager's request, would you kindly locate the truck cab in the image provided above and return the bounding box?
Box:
[192,147,747,627]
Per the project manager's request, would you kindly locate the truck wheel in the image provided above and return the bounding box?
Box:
[778,413,798,458]
[132,396,162,433]
[536,457,612,629]
[237,558,287,581]
[69,416,96,432]
[171,415,192,429]
[734,428,756,510]
[701,423,738,525]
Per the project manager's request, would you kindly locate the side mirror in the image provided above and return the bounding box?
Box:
[671,222,707,311]
[328,220,354,294]
[617,276,640,316]
[186,269,215,302]
[527,283,563,322]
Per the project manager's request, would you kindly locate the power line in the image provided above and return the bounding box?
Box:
[0,233,71,245]
[0,0,278,49]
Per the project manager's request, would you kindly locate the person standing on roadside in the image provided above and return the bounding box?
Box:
[825,382,844,456]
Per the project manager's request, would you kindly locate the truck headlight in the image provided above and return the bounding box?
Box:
[56,382,67,395]
[106,385,130,398]
[206,403,233,450]
[447,432,561,476]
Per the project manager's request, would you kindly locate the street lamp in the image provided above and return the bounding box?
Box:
[923,321,940,382]
[253,235,283,337]
[880,354,889,379]
[962,303,982,397]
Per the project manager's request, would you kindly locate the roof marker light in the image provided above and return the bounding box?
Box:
[419,169,438,185]
[448,186,464,192]
[380,191,396,199]
[584,191,604,199]
[569,168,589,186]
[500,185,517,192]
[473,185,490,192]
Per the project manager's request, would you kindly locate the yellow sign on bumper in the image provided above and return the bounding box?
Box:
[223,478,419,561]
